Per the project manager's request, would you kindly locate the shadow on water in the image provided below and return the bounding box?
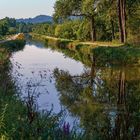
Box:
[0,40,26,53]
[0,39,26,94]
[27,40,45,49]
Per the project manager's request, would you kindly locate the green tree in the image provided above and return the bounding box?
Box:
[0,17,17,35]
[54,0,101,41]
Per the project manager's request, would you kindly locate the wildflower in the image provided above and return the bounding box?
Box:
[63,122,70,135]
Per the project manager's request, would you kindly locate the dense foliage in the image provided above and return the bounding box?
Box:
[0,18,16,37]
[1,0,139,44]
[0,17,32,39]
[54,66,140,140]
[31,19,92,41]
[53,0,140,43]
[32,22,55,36]
[24,0,138,44]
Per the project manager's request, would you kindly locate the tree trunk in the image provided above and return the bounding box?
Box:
[118,0,126,43]
[90,16,96,42]
[111,20,115,40]
[90,55,96,87]
[118,69,126,104]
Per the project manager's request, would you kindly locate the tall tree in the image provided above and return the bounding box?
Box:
[82,0,98,41]
[118,0,126,43]
[54,0,99,41]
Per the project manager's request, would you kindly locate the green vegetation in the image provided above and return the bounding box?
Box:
[32,22,55,36]
[53,66,140,140]
[1,0,139,45]
[0,49,9,65]
[1,1,139,45]
[31,33,140,67]
[0,0,139,139]
[0,40,25,52]
[92,47,140,66]
[0,35,138,140]
[0,59,81,139]
[30,0,140,45]
[53,0,140,44]
[0,17,32,40]
[0,18,17,36]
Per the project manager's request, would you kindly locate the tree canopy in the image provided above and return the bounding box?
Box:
[53,0,140,43]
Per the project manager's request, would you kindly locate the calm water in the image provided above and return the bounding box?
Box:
[10,40,85,125]
[10,40,140,137]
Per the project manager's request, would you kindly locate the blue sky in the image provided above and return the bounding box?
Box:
[0,0,56,19]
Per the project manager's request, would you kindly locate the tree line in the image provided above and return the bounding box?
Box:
[0,17,32,38]
[53,0,140,43]
[1,0,140,44]
[54,0,140,43]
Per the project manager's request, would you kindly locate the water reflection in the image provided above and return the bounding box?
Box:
[10,40,85,125]
[54,59,140,139]
[10,40,140,139]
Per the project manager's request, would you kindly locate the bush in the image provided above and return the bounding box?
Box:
[55,21,76,39]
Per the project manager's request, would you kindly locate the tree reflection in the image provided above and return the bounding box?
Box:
[53,58,140,139]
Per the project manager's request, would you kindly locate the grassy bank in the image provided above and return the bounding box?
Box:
[0,49,9,65]
[31,33,140,66]
[0,34,26,65]
[31,33,124,48]
[0,34,26,52]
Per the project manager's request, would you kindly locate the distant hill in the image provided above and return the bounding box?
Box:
[16,15,53,24]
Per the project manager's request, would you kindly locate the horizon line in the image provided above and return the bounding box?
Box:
[0,14,53,20]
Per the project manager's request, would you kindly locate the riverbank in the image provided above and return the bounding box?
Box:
[31,33,140,66]
[0,34,26,65]
[0,34,26,53]
[31,33,124,48]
